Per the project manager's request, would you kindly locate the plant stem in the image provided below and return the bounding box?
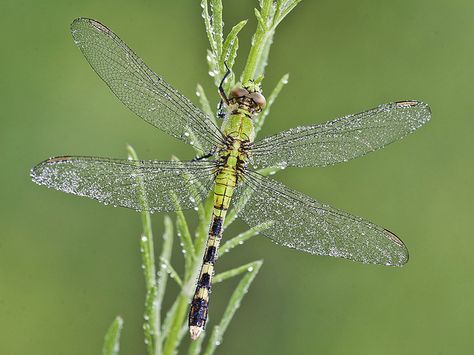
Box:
[163,293,190,355]
[127,145,158,354]
[102,316,124,355]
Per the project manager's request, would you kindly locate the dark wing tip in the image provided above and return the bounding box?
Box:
[71,17,110,36]
[395,99,432,125]
[383,228,409,266]
[71,17,89,32]
[30,156,72,183]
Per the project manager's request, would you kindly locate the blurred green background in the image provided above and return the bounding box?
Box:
[1,0,473,354]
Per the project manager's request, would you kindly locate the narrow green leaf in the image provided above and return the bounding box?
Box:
[260,0,274,18]
[219,221,272,258]
[162,294,190,355]
[254,9,266,31]
[155,216,174,355]
[175,208,195,273]
[161,298,178,340]
[241,0,273,83]
[102,316,124,355]
[187,327,206,355]
[273,0,302,29]
[203,261,263,355]
[211,0,223,57]
[226,38,239,81]
[201,0,217,53]
[193,191,213,256]
[127,145,157,353]
[221,20,247,64]
[160,257,183,287]
[254,73,289,136]
[213,260,263,284]
[196,84,216,125]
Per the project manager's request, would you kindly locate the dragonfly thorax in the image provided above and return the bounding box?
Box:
[228,84,266,118]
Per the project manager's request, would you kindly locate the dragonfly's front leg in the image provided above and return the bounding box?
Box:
[191,146,218,162]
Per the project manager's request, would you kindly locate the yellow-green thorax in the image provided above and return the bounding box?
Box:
[212,113,255,217]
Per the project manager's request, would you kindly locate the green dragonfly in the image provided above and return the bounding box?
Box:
[31,18,431,340]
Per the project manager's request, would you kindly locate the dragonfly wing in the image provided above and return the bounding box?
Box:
[71,18,222,153]
[236,170,408,266]
[31,156,215,212]
[251,101,430,168]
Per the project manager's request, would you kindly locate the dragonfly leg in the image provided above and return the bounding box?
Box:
[218,62,231,106]
[191,146,217,162]
[217,99,226,119]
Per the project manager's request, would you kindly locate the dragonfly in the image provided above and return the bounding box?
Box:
[31,18,431,340]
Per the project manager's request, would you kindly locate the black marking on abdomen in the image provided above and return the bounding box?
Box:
[189,298,208,327]
[198,272,211,288]
[204,246,217,263]
[211,217,223,236]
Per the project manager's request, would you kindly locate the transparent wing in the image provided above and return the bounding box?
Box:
[252,101,431,168]
[31,156,215,212]
[236,170,408,266]
[71,18,222,153]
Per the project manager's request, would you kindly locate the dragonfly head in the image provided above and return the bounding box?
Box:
[229,82,266,117]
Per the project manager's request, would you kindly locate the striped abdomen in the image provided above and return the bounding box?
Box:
[188,144,240,340]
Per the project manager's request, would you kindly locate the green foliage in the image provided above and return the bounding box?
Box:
[102,1,301,354]
[102,316,124,355]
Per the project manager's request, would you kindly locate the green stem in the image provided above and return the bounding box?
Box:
[155,216,174,355]
[241,0,273,83]
[127,145,157,354]
[163,293,190,355]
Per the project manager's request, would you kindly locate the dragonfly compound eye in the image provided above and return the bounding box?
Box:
[230,86,249,99]
[249,92,266,109]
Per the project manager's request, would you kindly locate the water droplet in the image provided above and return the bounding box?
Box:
[141,235,147,242]
[247,267,254,272]
[184,132,190,137]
